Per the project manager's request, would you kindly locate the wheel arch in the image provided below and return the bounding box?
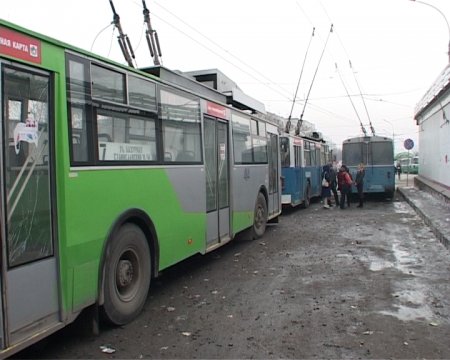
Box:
[97,208,159,306]
[258,185,269,206]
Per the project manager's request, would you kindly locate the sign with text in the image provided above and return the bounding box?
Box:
[0,26,42,64]
[206,101,227,119]
[99,142,154,161]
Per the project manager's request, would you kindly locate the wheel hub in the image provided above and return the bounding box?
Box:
[117,259,134,288]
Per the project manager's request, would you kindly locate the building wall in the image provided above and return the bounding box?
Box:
[417,89,450,188]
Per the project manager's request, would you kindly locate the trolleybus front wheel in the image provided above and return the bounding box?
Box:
[102,224,151,325]
[251,192,268,239]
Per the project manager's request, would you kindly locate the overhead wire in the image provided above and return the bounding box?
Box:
[148,0,295,101]
[335,63,367,136]
[295,24,333,135]
[319,1,374,136]
[349,60,375,135]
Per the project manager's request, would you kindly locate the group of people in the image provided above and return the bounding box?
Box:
[321,163,365,209]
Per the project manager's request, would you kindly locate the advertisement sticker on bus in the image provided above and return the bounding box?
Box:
[0,26,41,64]
[206,101,227,119]
[293,138,303,146]
[219,143,226,160]
[13,113,39,154]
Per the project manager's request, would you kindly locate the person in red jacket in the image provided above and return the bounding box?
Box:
[337,165,353,209]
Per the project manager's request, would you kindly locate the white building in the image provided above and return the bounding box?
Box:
[414,64,450,193]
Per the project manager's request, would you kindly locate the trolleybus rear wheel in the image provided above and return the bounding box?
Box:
[251,192,268,239]
[103,223,151,325]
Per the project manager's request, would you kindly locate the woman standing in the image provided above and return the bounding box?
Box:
[338,165,353,209]
[355,163,365,208]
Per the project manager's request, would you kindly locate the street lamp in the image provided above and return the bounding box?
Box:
[409,0,450,63]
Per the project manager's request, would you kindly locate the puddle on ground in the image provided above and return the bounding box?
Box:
[368,255,393,271]
[379,304,435,322]
[392,202,413,214]
[379,288,435,321]
[392,242,419,274]
[336,253,352,259]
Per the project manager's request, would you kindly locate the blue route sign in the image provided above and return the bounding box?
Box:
[404,138,414,150]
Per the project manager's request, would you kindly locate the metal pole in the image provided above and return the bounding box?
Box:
[409,0,450,63]
[406,150,410,186]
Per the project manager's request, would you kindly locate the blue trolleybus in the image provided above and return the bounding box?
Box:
[280,132,332,207]
[342,135,395,197]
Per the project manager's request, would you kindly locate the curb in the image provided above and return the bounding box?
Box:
[397,187,450,250]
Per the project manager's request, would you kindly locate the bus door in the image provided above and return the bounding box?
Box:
[0,64,59,348]
[268,133,280,216]
[204,116,230,248]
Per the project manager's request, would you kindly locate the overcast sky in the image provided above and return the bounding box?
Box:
[4,0,450,152]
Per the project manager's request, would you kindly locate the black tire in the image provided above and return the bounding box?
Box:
[251,193,268,239]
[302,184,311,208]
[102,224,151,325]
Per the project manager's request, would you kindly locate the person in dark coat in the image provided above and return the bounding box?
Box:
[355,163,365,208]
[396,161,401,180]
[321,164,332,209]
[328,163,339,206]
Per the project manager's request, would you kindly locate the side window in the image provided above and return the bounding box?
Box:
[128,75,157,112]
[310,142,317,165]
[67,54,159,165]
[160,88,202,163]
[232,114,252,164]
[252,120,267,163]
[280,137,290,167]
[97,111,156,162]
[67,57,90,162]
[304,141,311,166]
[294,145,302,167]
[259,121,266,137]
[250,119,258,135]
[316,146,321,166]
[91,64,125,103]
[232,114,268,164]
[252,138,267,163]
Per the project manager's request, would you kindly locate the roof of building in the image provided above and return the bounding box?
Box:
[414,64,450,119]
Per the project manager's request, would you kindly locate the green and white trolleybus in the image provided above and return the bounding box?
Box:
[0,19,281,356]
